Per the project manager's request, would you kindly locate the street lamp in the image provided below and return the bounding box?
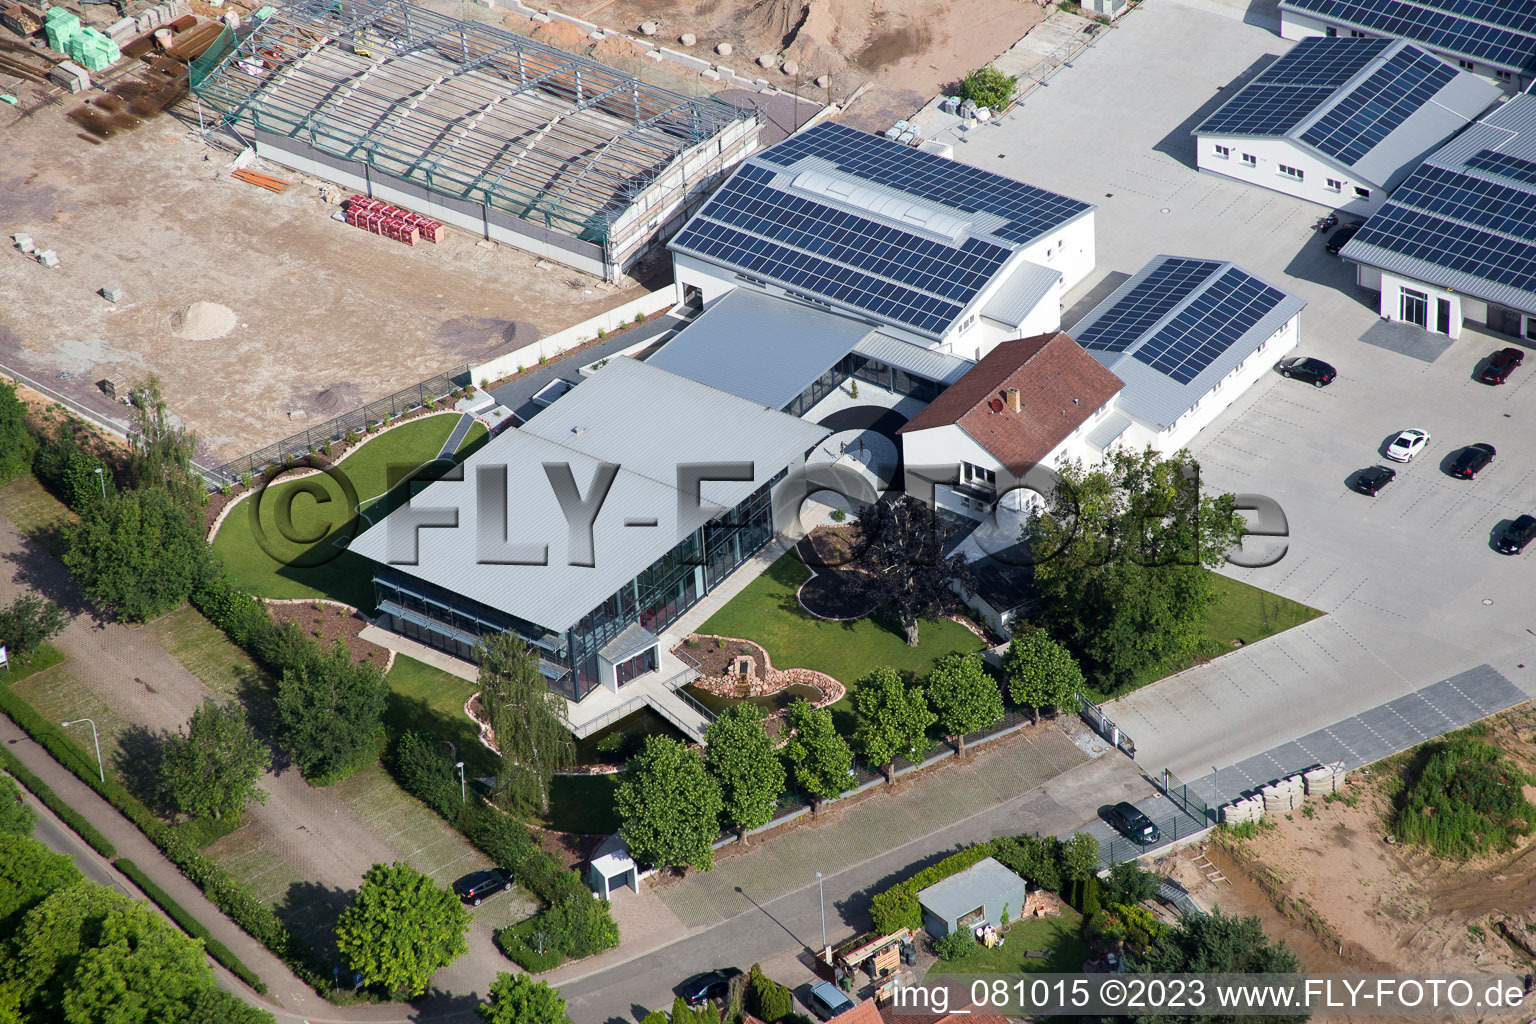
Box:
[61,719,104,783]
[814,870,826,962]
[92,467,105,501]
[455,761,465,804]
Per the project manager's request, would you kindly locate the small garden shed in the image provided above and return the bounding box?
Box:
[917,856,1029,938]
[585,833,638,900]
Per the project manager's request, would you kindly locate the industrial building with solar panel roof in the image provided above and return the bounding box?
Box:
[1192,36,1500,214]
[1278,0,1536,92]
[1340,91,1536,340]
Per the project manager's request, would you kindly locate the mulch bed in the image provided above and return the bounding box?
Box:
[266,600,389,667]
[682,636,767,678]
[798,571,875,620]
[802,523,865,568]
[534,825,605,866]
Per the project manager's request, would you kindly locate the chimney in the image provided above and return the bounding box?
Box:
[1005,386,1021,413]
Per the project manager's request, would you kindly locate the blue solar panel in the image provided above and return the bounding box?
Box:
[1279,0,1536,73]
[1352,203,1536,294]
[1255,35,1390,85]
[1196,84,1335,136]
[754,122,1091,246]
[1075,258,1224,354]
[1299,46,1457,165]
[1389,163,1536,237]
[1467,148,1536,186]
[1133,269,1288,385]
[670,160,1018,336]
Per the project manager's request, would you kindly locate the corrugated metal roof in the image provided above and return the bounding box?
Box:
[598,622,658,662]
[1085,411,1134,450]
[1069,256,1306,429]
[645,290,875,409]
[1194,39,1498,187]
[350,357,827,633]
[852,333,973,385]
[1340,93,1536,314]
[980,260,1062,327]
[917,857,1028,922]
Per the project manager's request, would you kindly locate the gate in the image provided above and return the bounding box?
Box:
[1160,768,1211,825]
[1077,693,1136,759]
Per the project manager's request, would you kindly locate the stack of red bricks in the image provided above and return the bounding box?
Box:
[344,196,446,245]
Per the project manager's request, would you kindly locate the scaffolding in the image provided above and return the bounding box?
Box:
[192,0,756,276]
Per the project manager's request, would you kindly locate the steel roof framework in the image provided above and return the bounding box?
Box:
[193,0,751,240]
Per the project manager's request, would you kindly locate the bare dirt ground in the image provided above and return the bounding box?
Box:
[0,93,648,464]
[1156,712,1536,1022]
[522,0,1050,130]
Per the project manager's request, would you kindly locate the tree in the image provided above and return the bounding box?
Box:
[127,375,202,508]
[61,487,210,622]
[0,378,35,484]
[956,65,1017,111]
[1062,832,1101,883]
[782,699,852,804]
[0,594,65,665]
[671,996,698,1024]
[60,448,113,514]
[1128,910,1302,1024]
[162,699,270,822]
[1105,860,1160,906]
[335,861,471,997]
[1024,448,1247,693]
[0,776,33,837]
[704,704,785,843]
[392,730,462,820]
[1003,626,1084,723]
[844,496,977,646]
[615,735,723,872]
[926,653,1002,756]
[477,971,571,1024]
[747,964,792,1023]
[852,666,935,780]
[475,631,574,814]
[0,831,84,931]
[274,641,388,781]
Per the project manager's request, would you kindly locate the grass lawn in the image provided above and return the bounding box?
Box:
[697,553,986,715]
[1201,573,1321,647]
[148,605,278,729]
[208,414,461,610]
[926,907,1089,977]
[0,644,64,684]
[10,662,134,783]
[545,774,621,836]
[383,654,498,780]
[456,421,488,455]
[0,473,78,548]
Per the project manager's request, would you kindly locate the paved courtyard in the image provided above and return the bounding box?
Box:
[939,0,1536,790]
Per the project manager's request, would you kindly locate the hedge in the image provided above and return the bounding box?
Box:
[869,841,998,934]
[113,856,267,993]
[0,684,326,991]
[0,746,116,858]
[494,918,565,973]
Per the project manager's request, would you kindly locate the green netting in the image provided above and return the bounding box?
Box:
[190,25,237,89]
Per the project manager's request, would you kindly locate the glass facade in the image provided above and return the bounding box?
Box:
[372,469,788,703]
[781,353,945,416]
[614,647,658,687]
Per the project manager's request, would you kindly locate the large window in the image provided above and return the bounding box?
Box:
[615,647,658,688]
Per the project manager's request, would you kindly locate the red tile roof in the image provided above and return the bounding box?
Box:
[828,1000,885,1024]
[831,1003,1011,1024]
[898,333,1124,476]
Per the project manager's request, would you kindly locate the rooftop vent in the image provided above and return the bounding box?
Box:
[790,169,972,243]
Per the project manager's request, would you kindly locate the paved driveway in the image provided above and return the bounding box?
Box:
[941,0,1536,789]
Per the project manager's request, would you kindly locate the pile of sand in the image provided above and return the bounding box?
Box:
[173,301,237,341]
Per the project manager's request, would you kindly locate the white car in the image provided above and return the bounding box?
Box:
[1385,428,1431,462]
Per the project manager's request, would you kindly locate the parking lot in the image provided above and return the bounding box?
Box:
[944,0,1536,782]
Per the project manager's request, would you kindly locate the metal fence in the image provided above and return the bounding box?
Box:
[209,364,472,485]
[1160,767,1211,825]
[1104,807,1208,866]
[1078,693,1136,758]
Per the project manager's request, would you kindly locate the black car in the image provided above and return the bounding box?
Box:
[1355,465,1396,496]
[1108,802,1161,845]
[1498,515,1536,555]
[679,968,743,1007]
[1325,222,1364,254]
[1280,357,1336,387]
[1480,347,1525,385]
[452,867,515,906]
[1449,443,1496,480]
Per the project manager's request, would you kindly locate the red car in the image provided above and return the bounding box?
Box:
[1480,348,1524,385]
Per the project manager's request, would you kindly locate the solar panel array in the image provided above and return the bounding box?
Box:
[1279,0,1536,73]
[670,162,1014,336]
[1299,45,1458,164]
[1467,148,1536,186]
[1133,269,1289,385]
[1255,35,1391,85]
[1389,163,1536,236]
[1076,258,1225,354]
[1352,203,1536,294]
[754,121,1091,245]
[1196,84,1335,136]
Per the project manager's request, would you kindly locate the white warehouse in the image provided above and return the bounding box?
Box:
[1193,36,1500,217]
